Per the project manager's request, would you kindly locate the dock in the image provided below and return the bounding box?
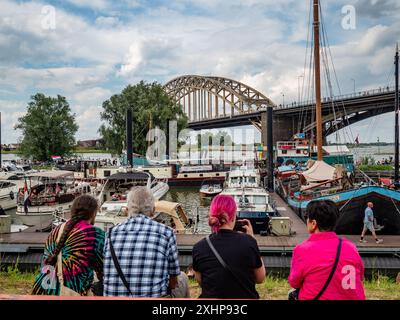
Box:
[1,193,400,276]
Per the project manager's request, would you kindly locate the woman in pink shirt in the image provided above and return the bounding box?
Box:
[288,200,366,300]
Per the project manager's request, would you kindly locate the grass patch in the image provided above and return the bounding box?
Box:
[73,147,110,154]
[358,165,393,172]
[188,274,399,300]
[32,165,54,171]
[0,268,398,299]
[0,265,37,295]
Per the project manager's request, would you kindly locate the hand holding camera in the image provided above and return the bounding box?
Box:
[234,219,254,237]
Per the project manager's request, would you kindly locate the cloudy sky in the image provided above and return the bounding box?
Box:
[0,0,399,144]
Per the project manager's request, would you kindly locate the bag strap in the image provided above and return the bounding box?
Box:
[206,235,257,297]
[314,237,343,300]
[56,222,66,287]
[108,228,133,296]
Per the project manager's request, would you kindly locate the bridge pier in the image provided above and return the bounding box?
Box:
[274,115,297,141]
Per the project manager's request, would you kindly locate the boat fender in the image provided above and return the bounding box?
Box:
[9,191,14,200]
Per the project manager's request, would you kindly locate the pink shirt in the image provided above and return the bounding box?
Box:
[288,232,366,300]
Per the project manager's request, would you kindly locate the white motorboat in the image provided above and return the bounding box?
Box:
[0,180,19,210]
[97,170,169,205]
[199,180,223,197]
[15,170,93,229]
[221,165,277,234]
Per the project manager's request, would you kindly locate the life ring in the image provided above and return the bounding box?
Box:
[303,150,308,155]
[9,191,14,200]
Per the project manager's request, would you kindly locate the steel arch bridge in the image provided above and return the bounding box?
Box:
[164,75,276,123]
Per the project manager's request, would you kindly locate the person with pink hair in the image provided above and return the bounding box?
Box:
[192,194,266,298]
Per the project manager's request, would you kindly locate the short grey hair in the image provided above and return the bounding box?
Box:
[127,186,155,217]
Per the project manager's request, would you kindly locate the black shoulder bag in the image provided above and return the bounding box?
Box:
[288,237,343,300]
[108,229,133,296]
[206,235,259,298]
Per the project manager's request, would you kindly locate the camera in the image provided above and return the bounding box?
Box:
[233,220,246,233]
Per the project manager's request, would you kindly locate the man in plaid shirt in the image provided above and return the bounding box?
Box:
[103,187,181,297]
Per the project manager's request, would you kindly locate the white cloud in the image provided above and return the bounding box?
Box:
[0,0,399,143]
[66,0,109,11]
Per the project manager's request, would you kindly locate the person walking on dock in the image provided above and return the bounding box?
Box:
[103,186,185,297]
[192,194,266,299]
[360,202,383,244]
[288,200,366,300]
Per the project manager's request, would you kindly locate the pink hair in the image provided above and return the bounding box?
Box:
[208,194,237,233]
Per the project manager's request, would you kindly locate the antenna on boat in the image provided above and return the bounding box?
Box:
[313,0,323,161]
[126,106,133,168]
[0,112,2,168]
[395,43,399,186]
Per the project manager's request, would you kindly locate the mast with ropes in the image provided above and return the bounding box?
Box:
[313,0,323,161]
[395,43,399,185]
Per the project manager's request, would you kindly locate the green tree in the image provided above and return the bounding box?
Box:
[99,81,188,155]
[15,94,78,161]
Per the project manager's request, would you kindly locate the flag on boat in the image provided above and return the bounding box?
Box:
[51,155,61,161]
[23,178,29,214]
[355,135,360,145]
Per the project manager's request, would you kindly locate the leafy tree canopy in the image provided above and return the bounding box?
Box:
[99,81,188,155]
[15,93,78,162]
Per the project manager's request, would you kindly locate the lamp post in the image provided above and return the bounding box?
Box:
[298,75,304,103]
[0,112,2,168]
[281,92,285,107]
[351,78,356,93]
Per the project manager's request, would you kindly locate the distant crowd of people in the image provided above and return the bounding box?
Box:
[30,187,382,300]
[376,157,393,165]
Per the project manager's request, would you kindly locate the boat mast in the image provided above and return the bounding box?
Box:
[313,0,323,161]
[395,44,399,184]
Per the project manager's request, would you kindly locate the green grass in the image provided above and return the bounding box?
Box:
[0,265,37,295]
[189,274,399,300]
[73,146,109,154]
[1,150,21,155]
[1,268,398,299]
[32,165,54,171]
[358,165,393,172]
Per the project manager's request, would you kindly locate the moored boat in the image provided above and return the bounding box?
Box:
[221,165,277,234]
[16,170,93,229]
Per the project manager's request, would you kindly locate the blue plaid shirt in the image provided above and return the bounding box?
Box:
[103,214,180,297]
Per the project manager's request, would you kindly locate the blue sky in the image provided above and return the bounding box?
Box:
[0,0,399,144]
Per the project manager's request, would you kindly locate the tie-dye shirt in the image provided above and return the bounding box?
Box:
[32,220,105,296]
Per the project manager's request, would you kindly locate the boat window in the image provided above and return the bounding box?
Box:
[199,174,203,177]
[282,150,287,154]
[238,196,250,205]
[253,196,267,204]
[184,174,188,177]
[247,177,256,184]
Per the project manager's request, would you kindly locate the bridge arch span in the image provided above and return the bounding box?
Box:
[164,75,276,122]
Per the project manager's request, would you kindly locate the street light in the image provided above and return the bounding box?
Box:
[281,92,285,106]
[298,75,304,103]
[351,78,356,93]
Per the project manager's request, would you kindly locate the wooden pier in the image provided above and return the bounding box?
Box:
[1,193,400,275]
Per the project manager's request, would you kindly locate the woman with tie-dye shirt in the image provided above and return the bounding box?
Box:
[32,195,105,296]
